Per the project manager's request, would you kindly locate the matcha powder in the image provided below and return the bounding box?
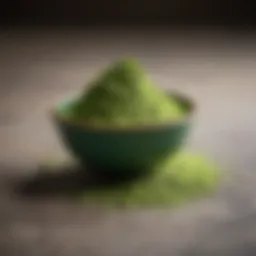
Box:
[70,59,185,126]
[45,58,221,208]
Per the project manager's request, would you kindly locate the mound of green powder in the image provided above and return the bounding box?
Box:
[46,59,220,208]
[77,152,220,207]
[70,59,185,126]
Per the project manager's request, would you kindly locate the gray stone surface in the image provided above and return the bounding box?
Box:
[1,28,256,255]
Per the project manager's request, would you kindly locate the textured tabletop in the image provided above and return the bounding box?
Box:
[1,28,256,255]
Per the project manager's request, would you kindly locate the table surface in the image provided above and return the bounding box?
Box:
[1,28,256,256]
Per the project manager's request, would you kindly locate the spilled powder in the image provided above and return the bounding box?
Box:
[77,152,220,207]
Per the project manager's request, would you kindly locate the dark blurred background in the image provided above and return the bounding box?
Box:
[1,0,255,27]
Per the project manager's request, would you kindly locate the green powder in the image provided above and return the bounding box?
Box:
[77,152,220,207]
[46,59,220,207]
[70,59,185,126]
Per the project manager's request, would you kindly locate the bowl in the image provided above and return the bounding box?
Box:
[52,92,195,178]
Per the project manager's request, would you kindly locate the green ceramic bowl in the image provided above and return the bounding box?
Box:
[52,92,195,178]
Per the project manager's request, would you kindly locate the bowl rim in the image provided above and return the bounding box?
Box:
[51,91,195,132]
